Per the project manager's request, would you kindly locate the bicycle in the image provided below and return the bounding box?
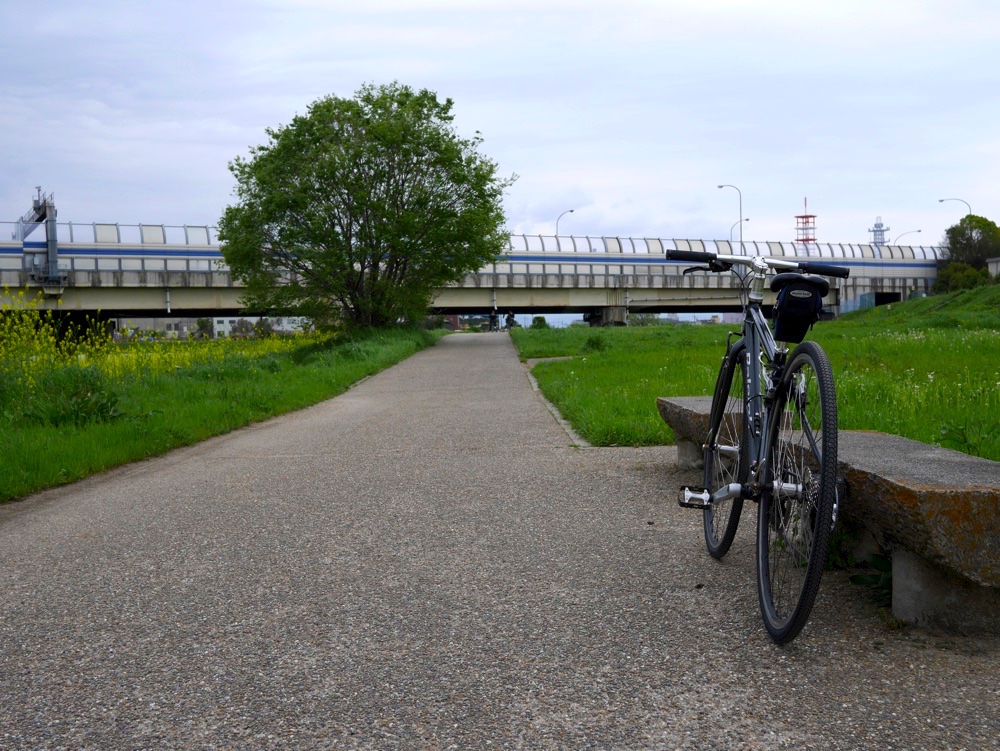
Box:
[666,248,850,644]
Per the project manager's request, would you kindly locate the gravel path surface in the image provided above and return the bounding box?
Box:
[1,333,997,750]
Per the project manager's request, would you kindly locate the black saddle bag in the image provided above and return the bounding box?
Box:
[772,278,824,343]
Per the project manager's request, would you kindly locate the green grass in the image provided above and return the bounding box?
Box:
[512,287,1000,459]
[0,328,446,502]
[515,326,723,446]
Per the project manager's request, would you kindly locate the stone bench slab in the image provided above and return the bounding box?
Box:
[837,430,999,588]
[656,396,1000,634]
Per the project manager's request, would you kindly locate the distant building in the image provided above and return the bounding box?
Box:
[114,317,199,338]
[114,315,310,339]
[213,316,309,337]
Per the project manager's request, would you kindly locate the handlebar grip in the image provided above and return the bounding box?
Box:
[800,261,851,279]
[666,250,715,263]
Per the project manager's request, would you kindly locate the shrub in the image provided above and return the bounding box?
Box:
[231,319,256,338]
[254,318,276,337]
[581,333,607,353]
[22,365,122,427]
[934,261,991,293]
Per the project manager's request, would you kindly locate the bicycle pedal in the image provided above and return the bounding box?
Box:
[678,486,712,509]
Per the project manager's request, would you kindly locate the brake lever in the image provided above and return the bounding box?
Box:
[682,260,733,275]
[682,265,708,276]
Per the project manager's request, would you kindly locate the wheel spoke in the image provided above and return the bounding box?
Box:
[757,342,838,644]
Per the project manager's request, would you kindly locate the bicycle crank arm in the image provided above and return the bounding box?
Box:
[678,483,742,509]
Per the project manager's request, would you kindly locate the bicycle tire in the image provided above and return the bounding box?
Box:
[756,340,838,644]
[702,339,748,559]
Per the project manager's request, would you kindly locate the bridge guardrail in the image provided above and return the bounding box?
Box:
[3,222,943,260]
[1,221,219,246]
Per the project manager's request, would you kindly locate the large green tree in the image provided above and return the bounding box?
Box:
[218,83,515,327]
[941,215,1000,270]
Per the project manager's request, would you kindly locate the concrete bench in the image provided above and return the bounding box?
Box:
[657,396,1000,635]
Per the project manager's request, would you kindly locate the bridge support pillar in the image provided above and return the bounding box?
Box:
[584,307,627,326]
[604,306,627,325]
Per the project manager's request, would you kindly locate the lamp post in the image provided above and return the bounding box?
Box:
[893,229,921,245]
[938,198,972,216]
[939,198,973,250]
[730,217,749,242]
[555,209,574,236]
[718,184,743,249]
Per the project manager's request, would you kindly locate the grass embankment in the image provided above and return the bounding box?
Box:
[513,286,1000,460]
[1,307,445,502]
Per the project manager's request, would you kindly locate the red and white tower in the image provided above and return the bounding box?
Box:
[795,197,816,244]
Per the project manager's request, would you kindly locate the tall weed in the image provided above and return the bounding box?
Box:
[22,365,122,427]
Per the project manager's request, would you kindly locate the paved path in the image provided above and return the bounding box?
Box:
[1,333,997,749]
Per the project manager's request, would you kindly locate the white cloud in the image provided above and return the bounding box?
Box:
[2,0,998,244]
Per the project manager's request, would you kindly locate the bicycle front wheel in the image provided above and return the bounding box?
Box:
[703,340,748,559]
[756,341,838,644]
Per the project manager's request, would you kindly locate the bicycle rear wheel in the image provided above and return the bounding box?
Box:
[703,340,748,559]
[756,341,838,644]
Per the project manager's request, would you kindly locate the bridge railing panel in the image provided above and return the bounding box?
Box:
[140,224,166,244]
[184,226,213,244]
[94,224,120,243]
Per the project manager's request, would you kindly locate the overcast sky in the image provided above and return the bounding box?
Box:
[2,0,997,247]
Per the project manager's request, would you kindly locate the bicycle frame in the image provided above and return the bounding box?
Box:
[747,257,795,500]
[703,258,785,505]
[677,252,848,509]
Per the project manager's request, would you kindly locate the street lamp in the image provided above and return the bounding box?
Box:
[718,184,743,248]
[938,198,972,215]
[893,229,922,245]
[555,209,574,236]
[939,198,974,248]
[730,217,750,242]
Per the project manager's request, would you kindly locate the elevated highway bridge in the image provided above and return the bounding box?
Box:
[2,204,942,324]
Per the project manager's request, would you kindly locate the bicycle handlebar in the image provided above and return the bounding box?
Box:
[666,249,850,279]
[797,261,851,278]
[667,250,716,264]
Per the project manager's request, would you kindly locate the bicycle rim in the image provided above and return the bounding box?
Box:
[756,341,837,644]
[703,342,747,559]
